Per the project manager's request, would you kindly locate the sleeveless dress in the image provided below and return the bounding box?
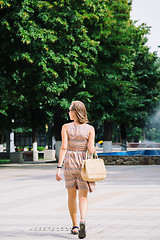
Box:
[63,122,95,193]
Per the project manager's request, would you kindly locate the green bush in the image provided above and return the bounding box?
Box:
[37,146,45,151]
[0,159,10,164]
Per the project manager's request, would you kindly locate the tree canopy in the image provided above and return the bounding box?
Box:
[0,0,160,145]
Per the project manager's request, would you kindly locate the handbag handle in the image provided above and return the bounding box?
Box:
[86,149,98,159]
[86,150,93,159]
[94,150,98,159]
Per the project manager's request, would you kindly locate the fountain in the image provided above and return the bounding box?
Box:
[97,109,160,165]
[97,146,160,165]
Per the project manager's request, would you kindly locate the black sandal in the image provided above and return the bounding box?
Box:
[71,226,79,235]
[78,221,86,239]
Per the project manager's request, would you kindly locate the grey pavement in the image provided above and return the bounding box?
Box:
[0,163,160,240]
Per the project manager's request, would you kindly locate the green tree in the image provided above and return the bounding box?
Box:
[89,6,160,149]
[83,0,136,149]
[121,24,160,145]
[0,0,99,146]
[1,0,159,153]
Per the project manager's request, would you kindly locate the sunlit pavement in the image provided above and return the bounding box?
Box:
[0,163,160,240]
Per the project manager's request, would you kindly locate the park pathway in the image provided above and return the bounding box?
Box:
[0,163,160,240]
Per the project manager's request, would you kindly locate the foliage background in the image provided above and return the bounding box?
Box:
[0,0,160,146]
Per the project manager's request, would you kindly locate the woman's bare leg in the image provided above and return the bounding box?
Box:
[78,189,88,221]
[68,187,78,232]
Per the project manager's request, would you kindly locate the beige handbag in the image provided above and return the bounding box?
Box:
[81,151,107,182]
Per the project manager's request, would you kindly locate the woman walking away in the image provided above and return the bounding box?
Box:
[56,100,95,239]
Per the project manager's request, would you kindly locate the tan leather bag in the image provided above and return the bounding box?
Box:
[81,152,107,182]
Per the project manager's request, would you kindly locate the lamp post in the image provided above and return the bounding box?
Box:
[45,124,48,149]
[10,119,15,152]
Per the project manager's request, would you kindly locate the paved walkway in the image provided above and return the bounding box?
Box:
[0,163,160,240]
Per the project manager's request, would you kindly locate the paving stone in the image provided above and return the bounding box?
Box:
[0,164,160,239]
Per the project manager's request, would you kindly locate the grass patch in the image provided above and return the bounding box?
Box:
[0,159,10,164]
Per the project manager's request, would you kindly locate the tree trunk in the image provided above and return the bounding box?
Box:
[30,106,38,161]
[120,122,127,151]
[32,126,38,161]
[54,106,63,141]
[54,106,64,161]
[0,131,4,144]
[103,120,113,152]
[32,126,37,144]
[6,131,10,153]
[0,131,4,152]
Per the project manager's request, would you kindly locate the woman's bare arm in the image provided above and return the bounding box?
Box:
[56,124,68,181]
[88,126,95,154]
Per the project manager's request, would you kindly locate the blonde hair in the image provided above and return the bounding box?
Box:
[71,101,89,124]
